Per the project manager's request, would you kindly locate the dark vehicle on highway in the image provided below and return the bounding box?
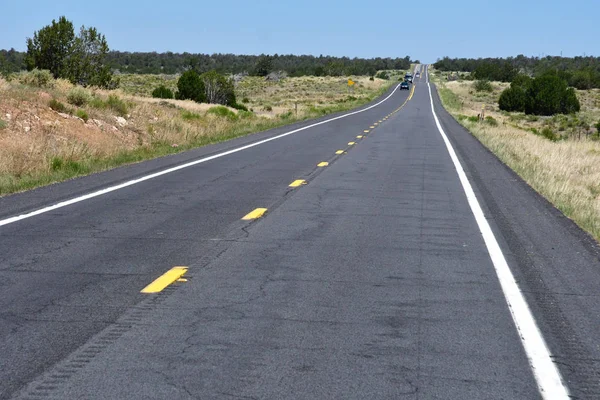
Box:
[400,81,410,90]
[405,73,413,83]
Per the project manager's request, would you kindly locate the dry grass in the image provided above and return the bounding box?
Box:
[429,67,600,240]
[0,72,396,196]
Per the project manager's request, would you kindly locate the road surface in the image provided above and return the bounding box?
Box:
[1,66,599,399]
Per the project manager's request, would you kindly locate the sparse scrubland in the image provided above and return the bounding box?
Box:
[0,71,394,195]
[430,67,600,240]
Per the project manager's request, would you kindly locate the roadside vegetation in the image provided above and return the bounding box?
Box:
[0,70,395,196]
[430,67,600,240]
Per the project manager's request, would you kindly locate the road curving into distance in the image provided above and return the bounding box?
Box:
[1,66,600,399]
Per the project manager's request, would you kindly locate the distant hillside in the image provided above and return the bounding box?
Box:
[1,48,415,76]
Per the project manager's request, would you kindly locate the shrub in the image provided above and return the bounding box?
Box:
[375,71,389,80]
[19,69,54,88]
[499,86,527,112]
[369,76,374,81]
[473,80,493,92]
[0,119,7,129]
[541,127,559,141]
[67,86,91,106]
[152,85,173,99]
[596,120,600,134]
[176,70,205,103]
[238,110,254,119]
[484,116,498,126]
[200,70,236,105]
[207,106,237,120]
[75,109,89,122]
[106,95,128,117]
[524,74,580,115]
[467,115,479,123]
[48,98,68,113]
[241,97,250,103]
[232,102,248,111]
[263,105,273,112]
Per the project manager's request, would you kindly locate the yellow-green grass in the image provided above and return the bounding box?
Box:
[429,67,600,241]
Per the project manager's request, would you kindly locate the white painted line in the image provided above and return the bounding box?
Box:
[426,66,569,399]
[0,84,404,228]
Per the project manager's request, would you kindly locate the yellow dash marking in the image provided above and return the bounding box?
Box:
[374,123,378,126]
[335,150,344,154]
[356,135,363,139]
[370,126,375,129]
[317,162,329,167]
[289,179,306,187]
[364,130,370,133]
[141,266,188,293]
[379,120,383,123]
[177,278,188,282]
[348,142,355,145]
[242,208,268,220]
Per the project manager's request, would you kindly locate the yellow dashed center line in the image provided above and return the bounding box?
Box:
[348,142,355,145]
[370,126,375,129]
[364,130,370,133]
[336,150,344,155]
[317,162,329,167]
[289,179,306,188]
[356,135,363,139]
[141,266,188,294]
[242,207,268,220]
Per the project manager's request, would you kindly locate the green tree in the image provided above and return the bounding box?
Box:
[200,70,236,105]
[68,26,113,87]
[254,55,273,77]
[525,74,580,115]
[25,16,75,78]
[176,70,206,102]
[25,17,114,88]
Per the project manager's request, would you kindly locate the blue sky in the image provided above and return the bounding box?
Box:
[1,0,597,63]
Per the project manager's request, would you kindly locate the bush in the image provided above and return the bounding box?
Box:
[241,97,250,103]
[106,95,128,117]
[200,70,236,106]
[473,80,493,92]
[207,106,237,120]
[0,119,7,129]
[375,71,389,80]
[231,102,248,111]
[484,116,498,126]
[263,105,273,112]
[48,98,68,113]
[596,120,600,134]
[499,86,527,112]
[176,70,205,103]
[75,109,89,122]
[467,115,479,123]
[524,74,580,115]
[369,76,374,81]
[19,69,54,88]
[279,110,293,120]
[541,127,559,141]
[67,86,91,106]
[152,85,173,99]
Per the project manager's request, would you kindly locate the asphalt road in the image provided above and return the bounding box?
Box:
[1,66,599,399]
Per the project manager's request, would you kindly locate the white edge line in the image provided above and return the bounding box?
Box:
[0,83,403,227]
[425,66,569,399]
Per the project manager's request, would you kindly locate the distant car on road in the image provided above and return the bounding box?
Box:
[415,72,420,78]
[400,81,410,90]
[405,73,413,83]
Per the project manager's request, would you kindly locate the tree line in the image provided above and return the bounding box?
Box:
[2,49,415,77]
[434,55,600,89]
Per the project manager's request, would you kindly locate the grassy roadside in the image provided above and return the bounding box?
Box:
[0,73,396,196]
[429,67,600,241]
